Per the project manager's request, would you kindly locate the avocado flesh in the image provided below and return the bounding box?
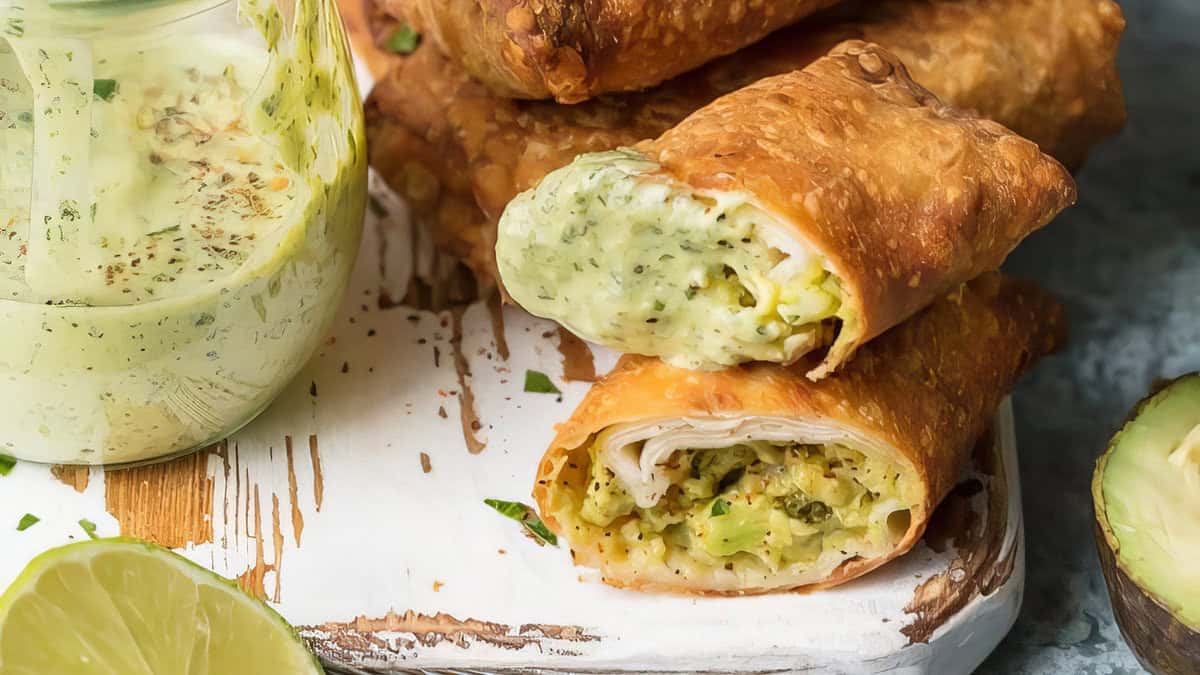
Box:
[495,149,846,370]
[1099,374,1200,630]
[576,439,915,575]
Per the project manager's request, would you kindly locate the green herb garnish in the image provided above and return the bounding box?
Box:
[93,79,118,102]
[653,300,665,312]
[146,224,180,237]
[385,24,421,54]
[78,518,98,539]
[484,499,557,546]
[710,499,730,517]
[524,370,560,395]
[16,514,39,531]
[0,454,15,476]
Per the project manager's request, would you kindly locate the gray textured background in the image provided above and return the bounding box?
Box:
[979,1,1199,672]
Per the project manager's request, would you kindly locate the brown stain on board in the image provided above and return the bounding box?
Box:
[237,485,274,601]
[556,326,597,382]
[271,493,284,603]
[285,436,305,546]
[309,434,325,511]
[99,430,325,604]
[450,307,486,454]
[103,445,217,548]
[486,291,510,361]
[50,465,89,493]
[902,428,1018,644]
[302,610,598,661]
[218,444,232,548]
[420,452,432,473]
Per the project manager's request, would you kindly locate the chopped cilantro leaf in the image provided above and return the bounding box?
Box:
[524,370,560,394]
[0,454,14,476]
[16,513,39,531]
[93,79,118,102]
[711,499,730,516]
[385,24,420,54]
[484,498,557,546]
[78,518,98,539]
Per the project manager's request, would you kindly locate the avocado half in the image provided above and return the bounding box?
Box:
[1093,373,1200,675]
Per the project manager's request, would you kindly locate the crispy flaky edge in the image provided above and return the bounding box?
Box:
[532,273,1066,595]
[635,41,1075,378]
[365,0,1124,288]
[384,0,839,103]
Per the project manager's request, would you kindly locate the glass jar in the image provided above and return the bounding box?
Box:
[0,0,366,465]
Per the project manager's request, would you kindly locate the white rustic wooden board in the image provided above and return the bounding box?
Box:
[0,34,1026,675]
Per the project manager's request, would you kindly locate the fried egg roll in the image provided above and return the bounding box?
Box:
[496,42,1074,376]
[533,273,1064,594]
[365,0,1125,286]
[384,0,842,103]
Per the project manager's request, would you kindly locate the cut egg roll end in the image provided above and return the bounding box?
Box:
[498,42,1075,378]
[533,273,1065,595]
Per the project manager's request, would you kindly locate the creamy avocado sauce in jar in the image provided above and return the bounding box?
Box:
[0,0,366,464]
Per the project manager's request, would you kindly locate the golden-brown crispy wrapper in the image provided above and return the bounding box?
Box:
[365,0,1124,286]
[629,40,1074,376]
[384,0,842,103]
[533,273,1066,594]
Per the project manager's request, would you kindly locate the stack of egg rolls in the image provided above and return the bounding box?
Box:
[365,0,1125,285]
[363,0,1107,595]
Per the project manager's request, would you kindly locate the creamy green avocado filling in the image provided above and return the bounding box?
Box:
[496,150,847,370]
[553,423,918,585]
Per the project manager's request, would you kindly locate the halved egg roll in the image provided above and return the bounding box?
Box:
[534,273,1064,594]
[365,0,1125,286]
[384,0,842,103]
[497,41,1075,376]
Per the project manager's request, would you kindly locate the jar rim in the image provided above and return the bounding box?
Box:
[2,0,237,38]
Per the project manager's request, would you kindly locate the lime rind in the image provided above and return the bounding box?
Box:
[0,537,323,674]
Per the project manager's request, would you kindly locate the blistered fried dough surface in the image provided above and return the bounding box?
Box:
[533,273,1066,594]
[363,48,490,265]
[633,41,1074,376]
[386,0,841,103]
[858,0,1126,170]
[365,0,1124,286]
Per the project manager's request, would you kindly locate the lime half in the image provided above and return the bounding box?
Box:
[0,538,322,674]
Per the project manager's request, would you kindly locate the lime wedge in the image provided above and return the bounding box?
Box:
[0,538,322,674]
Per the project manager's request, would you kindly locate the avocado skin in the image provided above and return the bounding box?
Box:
[1094,517,1200,674]
[1093,372,1200,675]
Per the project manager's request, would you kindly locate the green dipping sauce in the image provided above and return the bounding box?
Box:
[0,0,366,464]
